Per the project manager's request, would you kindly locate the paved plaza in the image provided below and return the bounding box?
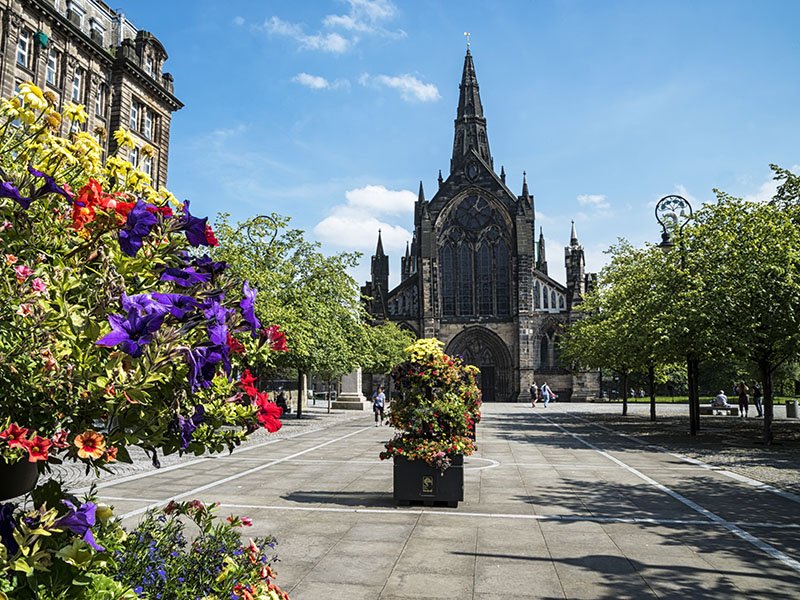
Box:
[72,404,800,599]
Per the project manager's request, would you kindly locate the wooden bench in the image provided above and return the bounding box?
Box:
[699,405,739,416]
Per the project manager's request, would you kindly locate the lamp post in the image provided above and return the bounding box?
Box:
[655,195,698,435]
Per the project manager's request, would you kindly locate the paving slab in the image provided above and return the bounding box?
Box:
[56,402,800,599]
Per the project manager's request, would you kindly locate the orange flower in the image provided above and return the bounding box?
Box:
[74,430,106,459]
[104,446,118,462]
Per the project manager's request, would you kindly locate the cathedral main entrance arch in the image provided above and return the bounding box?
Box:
[446,327,513,402]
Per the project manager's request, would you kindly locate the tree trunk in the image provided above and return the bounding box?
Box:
[621,371,629,416]
[648,364,656,422]
[687,355,699,435]
[295,371,303,419]
[759,360,774,446]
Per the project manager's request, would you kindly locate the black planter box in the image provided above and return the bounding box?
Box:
[393,454,464,507]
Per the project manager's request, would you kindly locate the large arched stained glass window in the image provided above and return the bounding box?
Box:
[440,243,455,316]
[477,244,493,315]
[458,244,473,315]
[495,240,510,315]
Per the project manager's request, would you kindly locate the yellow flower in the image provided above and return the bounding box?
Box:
[56,540,94,567]
[45,110,62,130]
[63,102,87,124]
[113,128,135,150]
[96,503,114,524]
[18,82,47,111]
[141,144,156,158]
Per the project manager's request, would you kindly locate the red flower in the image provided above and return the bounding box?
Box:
[104,446,118,462]
[227,332,245,354]
[260,325,288,352]
[0,423,29,449]
[24,435,52,462]
[255,392,282,432]
[205,225,219,246]
[51,429,70,449]
[239,369,258,398]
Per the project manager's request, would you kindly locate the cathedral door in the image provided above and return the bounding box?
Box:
[446,327,513,402]
[478,366,496,403]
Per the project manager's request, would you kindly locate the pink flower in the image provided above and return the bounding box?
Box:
[16,303,34,317]
[4,254,17,265]
[0,221,11,231]
[31,278,47,293]
[14,265,33,283]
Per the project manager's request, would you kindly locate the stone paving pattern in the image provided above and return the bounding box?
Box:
[62,403,800,598]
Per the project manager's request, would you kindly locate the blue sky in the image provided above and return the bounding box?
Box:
[122,0,799,288]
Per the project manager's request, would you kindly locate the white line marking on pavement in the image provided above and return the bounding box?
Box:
[70,421,365,495]
[213,502,800,529]
[568,413,800,505]
[538,414,800,574]
[464,457,500,471]
[116,426,374,521]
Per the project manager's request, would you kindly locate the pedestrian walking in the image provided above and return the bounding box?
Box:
[736,381,749,418]
[542,382,553,407]
[529,381,539,408]
[752,383,763,417]
[372,385,386,426]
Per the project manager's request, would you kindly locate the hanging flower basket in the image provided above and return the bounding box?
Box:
[0,458,39,500]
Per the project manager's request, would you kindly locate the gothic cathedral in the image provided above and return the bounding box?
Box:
[362,48,599,402]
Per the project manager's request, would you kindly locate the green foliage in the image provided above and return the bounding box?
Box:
[361,322,416,375]
[381,339,481,471]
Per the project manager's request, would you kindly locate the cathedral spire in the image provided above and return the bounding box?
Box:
[521,171,530,198]
[570,220,578,245]
[418,180,425,202]
[450,47,492,174]
[375,229,385,257]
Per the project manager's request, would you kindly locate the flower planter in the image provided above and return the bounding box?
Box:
[0,458,39,500]
[393,454,463,507]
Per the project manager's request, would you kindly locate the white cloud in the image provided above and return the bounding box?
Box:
[577,194,610,209]
[323,0,406,39]
[359,73,440,102]
[261,16,351,53]
[312,184,415,251]
[292,72,350,91]
[233,16,245,26]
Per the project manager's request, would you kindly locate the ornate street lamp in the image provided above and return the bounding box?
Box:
[654,195,699,434]
[655,194,693,250]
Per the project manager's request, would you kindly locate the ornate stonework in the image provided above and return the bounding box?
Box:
[362,49,600,402]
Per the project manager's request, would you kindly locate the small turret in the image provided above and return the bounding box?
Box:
[521,171,530,198]
[536,227,548,275]
[418,180,425,203]
[438,169,443,188]
[500,165,506,185]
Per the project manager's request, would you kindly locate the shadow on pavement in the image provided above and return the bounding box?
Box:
[282,490,394,508]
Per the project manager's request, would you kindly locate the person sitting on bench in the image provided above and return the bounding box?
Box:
[711,390,731,408]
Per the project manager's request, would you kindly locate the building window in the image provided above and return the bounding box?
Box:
[46,49,59,85]
[16,30,31,68]
[495,240,510,316]
[129,147,139,167]
[130,100,140,130]
[145,56,154,77]
[143,156,153,177]
[95,83,107,116]
[477,244,492,315]
[533,281,540,310]
[67,1,85,29]
[440,243,455,316]
[71,68,83,102]
[144,109,153,139]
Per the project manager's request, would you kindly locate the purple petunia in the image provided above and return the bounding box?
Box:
[186,345,230,390]
[55,500,104,551]
[176,200,212,247]
[27,166,73,202]
[96,309,165,358]
[151,293,199,319]
[192,254,228,276]
[160,266,211,288]
[240,280,261,336]
[203,298,228,346]
[0,503,18,555]
[118,200,158,257]
[121,292,167,317]
[174,405,206,450]
[0,181,30,209]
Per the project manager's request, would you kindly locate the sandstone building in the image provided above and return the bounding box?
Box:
[362,48,599,402]
[0,0,182,188]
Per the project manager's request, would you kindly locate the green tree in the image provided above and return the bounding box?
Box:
[685,169,800,443]
[213,214,372,417]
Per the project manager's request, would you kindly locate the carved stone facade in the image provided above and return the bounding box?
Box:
[0,0,182,188]
[362,49,599,402]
